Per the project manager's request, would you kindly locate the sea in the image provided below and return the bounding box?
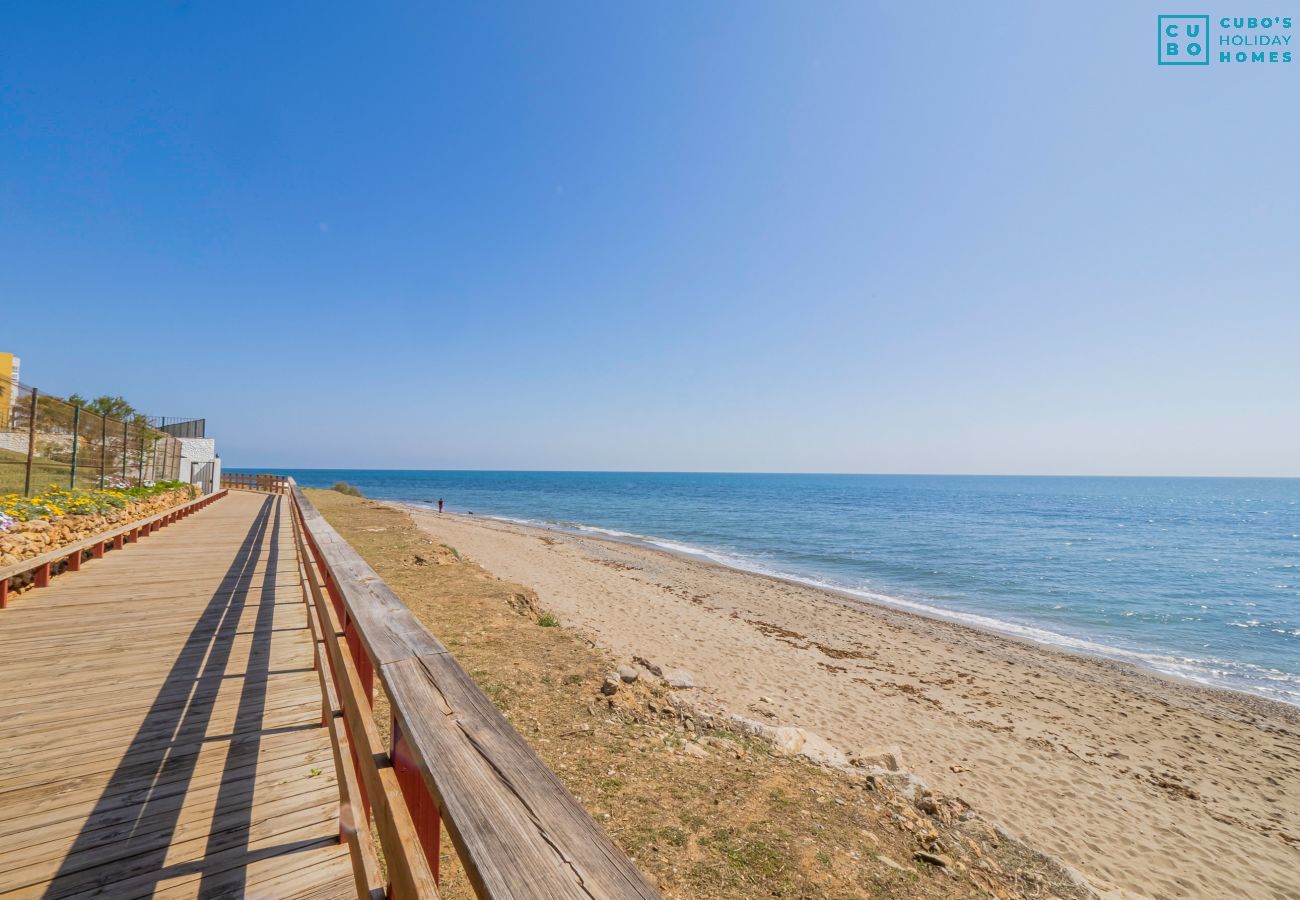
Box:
[246,470,1300,706]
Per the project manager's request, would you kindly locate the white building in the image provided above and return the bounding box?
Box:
[175,436,221,493]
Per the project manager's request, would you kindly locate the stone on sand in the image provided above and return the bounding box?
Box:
[768,726,849,767]
[849,745,904,772]
[633,655,663,677]
[913,850,952,868]
[664,668,695,689]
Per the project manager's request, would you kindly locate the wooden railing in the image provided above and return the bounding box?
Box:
[287,478,660,899]
[0,489,227,608]
[221,472,288,494]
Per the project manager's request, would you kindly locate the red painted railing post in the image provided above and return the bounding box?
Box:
[92,541,105,559]
[35,562,51,588]
[0,579,8,609]
[392,715,441,884]
[323,566,346,623]
[344,619,374,703]
[66,551,80,572]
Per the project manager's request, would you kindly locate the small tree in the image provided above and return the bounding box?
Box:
[68,394,149,425]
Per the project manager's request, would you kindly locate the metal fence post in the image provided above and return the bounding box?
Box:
[70,404,81,489]
[122,421,128,482]
[23,389,38,496]
[99,414,108,489]
[138,431,145,484]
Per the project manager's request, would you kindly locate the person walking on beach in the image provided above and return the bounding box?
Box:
[437,498,444,513]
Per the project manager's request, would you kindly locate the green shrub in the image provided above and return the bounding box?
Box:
[537,613,560,627]
[332,481,364,497]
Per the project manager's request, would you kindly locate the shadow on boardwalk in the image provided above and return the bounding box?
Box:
[41,495,317,898]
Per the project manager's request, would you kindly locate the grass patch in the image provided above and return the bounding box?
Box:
[536,612,560,627]
[659,826,687,848]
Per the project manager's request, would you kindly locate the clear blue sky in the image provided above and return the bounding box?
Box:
[2,3,1297,475]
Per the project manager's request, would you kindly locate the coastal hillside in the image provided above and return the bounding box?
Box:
[308,488,1089,899]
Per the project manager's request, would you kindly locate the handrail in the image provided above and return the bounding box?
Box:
[221,472,288,494]
[0,489,228,607]
[286,478,660,899]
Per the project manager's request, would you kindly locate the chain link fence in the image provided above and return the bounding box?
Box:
[0,381,182,496]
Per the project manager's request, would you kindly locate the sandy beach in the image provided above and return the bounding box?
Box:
[398,505,1300,900]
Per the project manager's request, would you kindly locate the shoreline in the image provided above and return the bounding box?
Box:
[395,502,1299,712]
[393,501,1300,899]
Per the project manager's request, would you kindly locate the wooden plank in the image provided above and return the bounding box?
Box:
[0,772,340,886]
[151,841,355,900]
[0,735,332,842]
[0,736,333,848]
[35,809,341,900]
[0,694,323,776]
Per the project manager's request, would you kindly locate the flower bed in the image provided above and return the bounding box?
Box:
[0,481,200,575]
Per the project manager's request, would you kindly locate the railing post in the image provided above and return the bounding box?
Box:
[23,389,37,496]
[69,404,80,489]
[343,616,374,703]
[392,715,441,885]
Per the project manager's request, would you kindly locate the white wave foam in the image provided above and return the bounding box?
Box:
[464,510,1300,706]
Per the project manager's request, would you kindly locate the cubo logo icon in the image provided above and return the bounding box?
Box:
[1159,15,1211,64]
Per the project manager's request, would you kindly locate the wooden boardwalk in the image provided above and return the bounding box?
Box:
[0,491,353,899]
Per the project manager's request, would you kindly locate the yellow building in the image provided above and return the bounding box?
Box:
[0,352,19,430]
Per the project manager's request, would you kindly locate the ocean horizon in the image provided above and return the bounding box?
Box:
[243,469,1300,706]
